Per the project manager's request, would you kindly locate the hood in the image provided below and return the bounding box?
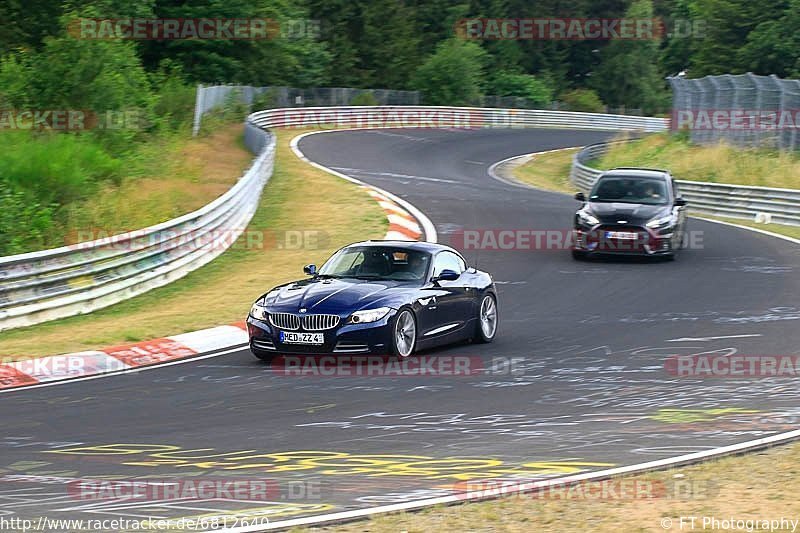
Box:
[587,202,669,226]
[261,277,415,314]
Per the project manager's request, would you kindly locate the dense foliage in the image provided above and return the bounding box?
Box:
[1,0,797,254]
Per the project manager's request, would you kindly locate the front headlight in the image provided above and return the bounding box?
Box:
[349,307,391,324]
[250,303,268,321]
[645,215,674,229]
[577,210,599,226]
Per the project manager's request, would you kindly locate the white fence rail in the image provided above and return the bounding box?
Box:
[0,106,667,331]
[193,85,422,135]
[570,142,800,226]
[246,106,669,132]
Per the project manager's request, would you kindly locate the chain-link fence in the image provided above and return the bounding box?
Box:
[193,85,421,135]
[667,73,800,151]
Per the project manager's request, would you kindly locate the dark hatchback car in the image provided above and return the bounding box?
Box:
[572,168,688,260]
[246,241,498,361]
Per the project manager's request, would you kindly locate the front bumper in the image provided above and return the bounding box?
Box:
[246,310,397,355]
[573,225,675,256]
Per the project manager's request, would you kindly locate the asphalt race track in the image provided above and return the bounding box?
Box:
[2,128,799,530]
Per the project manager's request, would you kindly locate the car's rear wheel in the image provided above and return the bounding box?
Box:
[391,309,417,358]
[474,293,498,343]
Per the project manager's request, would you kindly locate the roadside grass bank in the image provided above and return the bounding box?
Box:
[592,132,800,189]
[511,142,800,241]
[510,147,580,193]
[308,439,800,532]
[0,128,387,359]
[0,118,247,255]
[61,122,251,242]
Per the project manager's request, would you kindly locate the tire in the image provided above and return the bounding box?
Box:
[474,293,498,343]
[390,308,417,358]
[572,249,589,261]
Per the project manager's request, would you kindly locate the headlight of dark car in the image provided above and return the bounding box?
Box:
[576,210,599,227]
[250,303,268,321]
[349,307,391,324]
[645,215,675,230]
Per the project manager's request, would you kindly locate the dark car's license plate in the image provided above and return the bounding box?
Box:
[280,331,324,345]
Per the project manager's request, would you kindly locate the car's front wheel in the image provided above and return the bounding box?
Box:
[251,347,275,363]
[474,293,498,343]
[391,308,417,358]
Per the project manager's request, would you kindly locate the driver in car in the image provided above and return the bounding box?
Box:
[408,253,429,280]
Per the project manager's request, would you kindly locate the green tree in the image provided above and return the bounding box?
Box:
[412,38,487,105]
[140,0,330,86]
[590,0,669,114]
[560,88,605,112]
[737,0,800,77]
[489,71,553,105]
[687,0,785,76]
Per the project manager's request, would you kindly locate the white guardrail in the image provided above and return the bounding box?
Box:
[0,107,666,331]
[570,141,800,226]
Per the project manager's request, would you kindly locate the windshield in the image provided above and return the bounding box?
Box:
[318,247,431,281]
[589,177,669,205]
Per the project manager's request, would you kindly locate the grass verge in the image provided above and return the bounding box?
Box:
[62,123,252,241]
[511,148,579,194]
[592,133,800,189]
[308,440,800,532]
[0,128,387,359]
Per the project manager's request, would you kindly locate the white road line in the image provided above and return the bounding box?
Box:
[486,147,583,190]
[666,334,764,342]
[331,167,461,184]
[290,130,438,243]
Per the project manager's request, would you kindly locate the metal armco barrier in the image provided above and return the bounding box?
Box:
[0,106,667,331]
[0,129,275,332]
[570,141,800,226]
[246,106,668,132]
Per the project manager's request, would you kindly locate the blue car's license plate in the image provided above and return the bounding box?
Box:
[279,331,324,345]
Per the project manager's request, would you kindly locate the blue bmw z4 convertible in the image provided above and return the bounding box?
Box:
[247,240,498,361]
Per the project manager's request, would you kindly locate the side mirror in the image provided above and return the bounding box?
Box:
[674,197,687,207]
[303,264,317,276]
[432,269,460,282]
[574,192,586,202]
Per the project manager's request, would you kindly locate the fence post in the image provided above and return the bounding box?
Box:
[192,84,205,137]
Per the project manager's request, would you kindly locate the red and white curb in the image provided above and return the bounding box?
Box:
[0,324,249,391]
[366,189,423,240]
